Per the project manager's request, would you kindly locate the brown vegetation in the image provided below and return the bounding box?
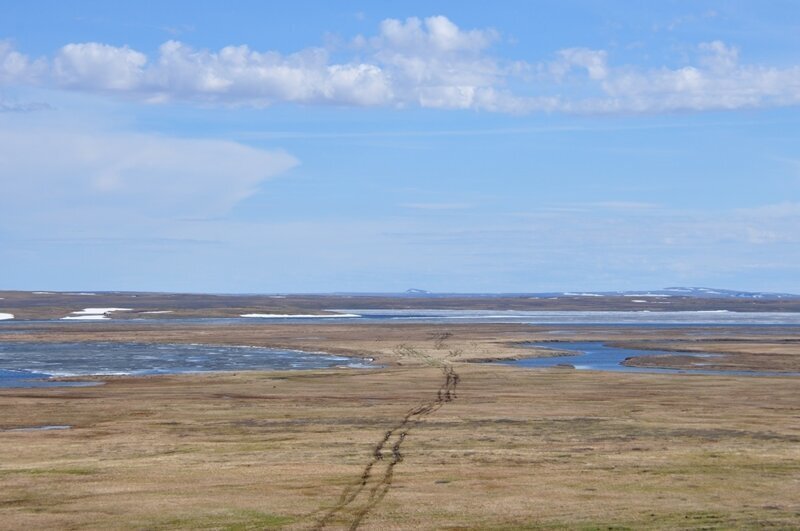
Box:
[0,319,799,529]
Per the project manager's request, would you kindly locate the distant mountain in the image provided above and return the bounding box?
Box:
[555,287,800,300]
[658,287,800,299]
[330,286,800,300]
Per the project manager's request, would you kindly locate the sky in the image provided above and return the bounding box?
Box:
[1,1,800,293]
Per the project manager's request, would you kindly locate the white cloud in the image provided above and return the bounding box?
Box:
[0,125,298,222]
[3,18,800,114]
[373,16,497,54]
[552,48,609,81]
[590,41,800,112]
[323,63,392,105]
[54,42,147,90]
[98,39,394,106]
[0,40,45,84]
[698,40,739,72]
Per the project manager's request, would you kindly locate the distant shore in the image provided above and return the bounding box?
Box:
[3,289,800,321]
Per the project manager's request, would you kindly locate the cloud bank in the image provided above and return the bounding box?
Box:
[3,16,800,113]
[0,126,298,222]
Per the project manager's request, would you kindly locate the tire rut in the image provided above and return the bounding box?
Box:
[313,360,459,530]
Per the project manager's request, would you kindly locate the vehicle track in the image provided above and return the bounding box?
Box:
[313,357,459,530]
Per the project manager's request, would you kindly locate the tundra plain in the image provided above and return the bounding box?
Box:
[0,294,799,529]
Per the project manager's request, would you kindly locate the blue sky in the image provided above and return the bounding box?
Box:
[1,1,799,293]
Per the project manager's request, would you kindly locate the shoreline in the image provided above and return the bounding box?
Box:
[0,325,800,389]
[1,321,798,373]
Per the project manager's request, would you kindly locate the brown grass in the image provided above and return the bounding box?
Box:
[0,324,799,529]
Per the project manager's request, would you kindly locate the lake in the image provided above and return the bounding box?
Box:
[0,342,372,388]
[503,341,800,377]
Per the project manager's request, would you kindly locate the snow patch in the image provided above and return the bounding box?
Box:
[61,308,132,320]
[241,313,360,319]
[0,313,14,320]
[71,307,132,315]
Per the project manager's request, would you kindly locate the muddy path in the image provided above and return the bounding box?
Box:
[313,345,460,530]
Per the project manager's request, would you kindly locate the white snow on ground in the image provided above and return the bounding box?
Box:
[140,310,174,314]
[61,308,133,320]
[241,313,360,318]
[33,291,53,295]
[0,313,14,320]
[71,307,133,315]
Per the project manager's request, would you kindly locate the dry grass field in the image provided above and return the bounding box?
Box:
[1,322,799,529]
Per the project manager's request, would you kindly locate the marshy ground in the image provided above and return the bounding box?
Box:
[0,322,799,529]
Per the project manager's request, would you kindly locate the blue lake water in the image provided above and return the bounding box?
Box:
[334,310,800,326]
[0,342,371,388]
[504,341,799,377]
[2,311,798,387]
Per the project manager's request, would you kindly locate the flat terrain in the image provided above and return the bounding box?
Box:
[1,363,798,529]
[3,289,800,320]
[1,319,799,530]
[3,321,799,373]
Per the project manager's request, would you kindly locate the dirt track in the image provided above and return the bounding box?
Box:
[316,362,459,530]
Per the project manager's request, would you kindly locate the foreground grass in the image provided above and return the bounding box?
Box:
[0,326,798,529]
[2,368,798,529]
[146,510,294,530]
